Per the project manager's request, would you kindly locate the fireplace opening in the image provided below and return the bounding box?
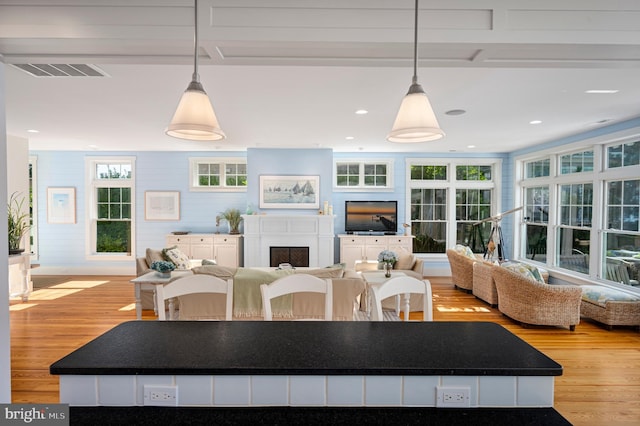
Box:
[270,246,310,268]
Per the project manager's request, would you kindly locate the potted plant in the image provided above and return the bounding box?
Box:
[220,208,243,234]
[8,192,31,255]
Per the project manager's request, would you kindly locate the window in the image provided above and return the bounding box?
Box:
[607,140,639,169]
[334,159,393,190]
[408,160,500,254]
[189,157,247,191]
[523,186,549,262]
[86,157,135,260]
[557,183,592,274]
[560,150,594,174]
[517,134,640,288]
[525,158,550,178]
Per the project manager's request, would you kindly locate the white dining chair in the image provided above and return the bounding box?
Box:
[155,274,234,320]
[370,276,433,321]
[260,274,333,321]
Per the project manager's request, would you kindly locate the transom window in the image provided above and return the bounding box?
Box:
[189,157,247,192]
[607,140,639,168]
[560,150,594,174]
[334,159,393,190]
[525,158,550,178]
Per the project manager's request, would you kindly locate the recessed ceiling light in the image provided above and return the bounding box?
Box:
[467,145,476,149]
[345,136,355,140]
[445,109,466,116]
[88,144,98,150]
[585,89,618,94]
[26,129,39,133]
[529,120,542,125]
[355,109,368,115]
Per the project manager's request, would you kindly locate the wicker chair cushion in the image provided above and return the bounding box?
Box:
[501,261,544,283]
[581,285,640,307]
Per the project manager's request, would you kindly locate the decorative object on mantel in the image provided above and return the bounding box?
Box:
[387,0,445,143]
[150,260,175,278]
[165,0,225,141]
[220,208,243,234]
[378,249,398,278]
[8,192,31,255]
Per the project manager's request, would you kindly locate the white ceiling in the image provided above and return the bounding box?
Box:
[2,0,640,153]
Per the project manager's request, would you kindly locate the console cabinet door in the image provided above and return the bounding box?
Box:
[364,237,387,262]
[213,235,243,267]
[190,236,214,260]
[339,236,366,268]
[387,236,413,254]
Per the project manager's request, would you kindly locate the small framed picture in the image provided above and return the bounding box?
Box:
[47,187,76,224]
[145,191,180,221]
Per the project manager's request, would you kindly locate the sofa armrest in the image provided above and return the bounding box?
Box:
[412,257,424,277]
[136,257,150,276]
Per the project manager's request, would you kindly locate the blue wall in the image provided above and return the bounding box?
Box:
[32,115,640,274]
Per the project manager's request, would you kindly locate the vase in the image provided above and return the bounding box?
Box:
[9,248,25,255]
[384,263,392,278]
[155,271,171,279]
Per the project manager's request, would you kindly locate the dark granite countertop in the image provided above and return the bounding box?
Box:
[51,321,561,377]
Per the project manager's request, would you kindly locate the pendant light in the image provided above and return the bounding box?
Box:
[166,0,226,141]
[387,0,444,143]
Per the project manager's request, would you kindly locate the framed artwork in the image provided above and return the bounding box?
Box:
[47,187,76,224]
[259,175,320,209]
[145,191,180,221]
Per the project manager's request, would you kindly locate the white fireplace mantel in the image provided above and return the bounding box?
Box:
[242,215,335,267]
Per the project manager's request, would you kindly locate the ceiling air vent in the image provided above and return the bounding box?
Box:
[11,64,108,78]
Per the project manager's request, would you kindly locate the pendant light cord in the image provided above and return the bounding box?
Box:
[192,0,200,83]
[412,0,419,85]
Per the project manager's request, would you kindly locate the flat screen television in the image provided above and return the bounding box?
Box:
[345,200,398,234]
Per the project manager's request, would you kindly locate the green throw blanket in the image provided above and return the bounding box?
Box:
[233,268,295,318]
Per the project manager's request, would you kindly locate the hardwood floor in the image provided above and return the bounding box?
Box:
[9,275,640,425]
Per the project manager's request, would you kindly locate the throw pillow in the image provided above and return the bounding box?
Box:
[201,259,217,266]
[394,253,416,270]
[501,261,544,283]
[145,248,166,268]
[162,246,191,270]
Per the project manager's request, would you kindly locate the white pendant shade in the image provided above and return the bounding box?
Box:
[387,84,445,143]
[166,81,226,141]
[387,0,444,143]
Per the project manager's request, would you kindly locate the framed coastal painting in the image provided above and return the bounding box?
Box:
[259,175,320,209]
[47,187,76,224]
[145,191,180,221]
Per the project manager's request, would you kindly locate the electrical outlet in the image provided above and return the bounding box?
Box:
[436,386,470,407]
[143,385,178,406]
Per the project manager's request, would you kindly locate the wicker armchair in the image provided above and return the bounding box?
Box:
[446,248,476,292]
[472,262,498,307]
[492,266,582,331]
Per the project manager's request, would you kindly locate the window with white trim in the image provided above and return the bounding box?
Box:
[407,160,500,254]
[189,157,247,192]
[517,137,640,287]
[85,157,135,260]
[334,159,393,190]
